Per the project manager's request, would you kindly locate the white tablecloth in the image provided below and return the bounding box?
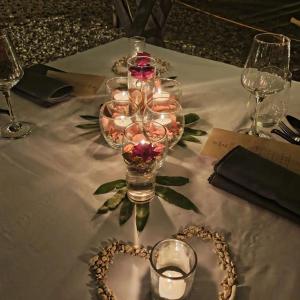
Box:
[1,38,300,300]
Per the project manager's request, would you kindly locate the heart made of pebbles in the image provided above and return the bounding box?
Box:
[89,225,237,300]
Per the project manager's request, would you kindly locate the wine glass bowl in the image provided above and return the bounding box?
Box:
[153,78,182,102]
[105,76,129,101]
[240,33,291,137]
[0,31,33,139]
[99,100,139,149]
[143,98,184,149]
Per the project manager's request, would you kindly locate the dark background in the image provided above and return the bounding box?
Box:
[0,0,299,69]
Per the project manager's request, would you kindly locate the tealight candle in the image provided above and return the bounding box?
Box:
[153,90,170,101]
[113,91,129,101]
[114,116,132,129]
[159,270,186,300]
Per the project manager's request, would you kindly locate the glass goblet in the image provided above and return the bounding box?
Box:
[241,33,290,138]
[143,99,185,149]
[0,31,33,139]
[122,121,168,203]
[99,100,138,149]
[127,55,156,108]
[153,78,182,102]
[246,70,291,133]
[105,76,129,101]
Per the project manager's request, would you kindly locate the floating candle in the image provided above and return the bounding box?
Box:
[113,91,129,101]
[153,89,170,101]
[114,116,132,129]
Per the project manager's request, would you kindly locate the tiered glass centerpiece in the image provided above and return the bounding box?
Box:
[100,42,186,204]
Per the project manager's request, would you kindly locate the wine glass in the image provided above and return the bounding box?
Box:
[0,31,32,139]
[241,33,290,137]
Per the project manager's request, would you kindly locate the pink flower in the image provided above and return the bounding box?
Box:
[132,143,160,162]
[136,52,151,66]
[129,66,155,80]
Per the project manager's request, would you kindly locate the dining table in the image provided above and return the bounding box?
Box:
[0,38,300,300]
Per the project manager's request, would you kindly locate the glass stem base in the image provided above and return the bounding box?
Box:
[1,121,33,139]
[126,169,156,204]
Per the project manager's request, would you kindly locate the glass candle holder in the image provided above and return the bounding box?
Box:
[127,55,156,108]
[99,100,138,149]
[143,99,185,149]
[122,121,168,203]
[129,36,146,57]
[105,77,129,101]
[150,239,197,300]
[154,78,182,102]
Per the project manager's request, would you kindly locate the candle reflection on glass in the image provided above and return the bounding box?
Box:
[114,115,132,129]
[159,270,186,300]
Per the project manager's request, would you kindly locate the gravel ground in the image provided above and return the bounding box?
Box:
[0,0,299,70]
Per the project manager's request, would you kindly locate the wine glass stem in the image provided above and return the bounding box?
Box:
[251,94,264,136]
[3,90,20,131]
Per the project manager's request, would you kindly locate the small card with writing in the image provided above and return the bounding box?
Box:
[201,128,300,174]
[47,70,105,98]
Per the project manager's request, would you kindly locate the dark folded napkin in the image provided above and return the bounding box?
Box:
[13,64,73,107]
[209,146,300,224]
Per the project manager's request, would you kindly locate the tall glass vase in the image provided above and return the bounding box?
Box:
[122,121,168,203]
[127,54,156,109]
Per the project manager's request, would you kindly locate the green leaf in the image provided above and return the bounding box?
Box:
[184,127,206,136]
[136,203,150,232]
[104,188,127,210]
[78,129,101,136]
[181,135,201,143]
[76,123,100,129]
[97,205,109,214]
[94,180,127,195]
[184,113,200,125]
[177,140,187,148]
[156,176,189,186]
[156,186,199,213]
[80,115,99,122]
[119,195,134,225]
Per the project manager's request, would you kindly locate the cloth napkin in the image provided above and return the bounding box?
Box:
[208,146,300,224]
[13,64,73,107]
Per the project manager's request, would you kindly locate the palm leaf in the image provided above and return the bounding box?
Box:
[119,195,134,225]
[94,180,127,195]
[156,186,199,213]
[184,113,200,125]
[136,203,150,232]
[184,127,206,136]
[156,176,189,186]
